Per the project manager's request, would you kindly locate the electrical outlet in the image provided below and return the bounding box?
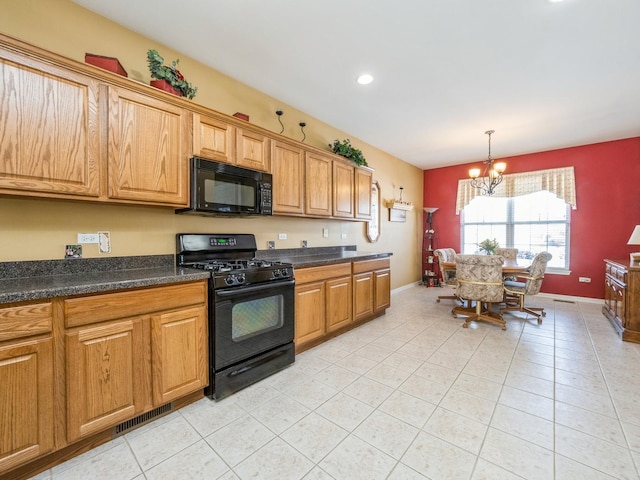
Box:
[341,233,347,239]
[579,277,591,283]
[98,231,111,254]
[278,233,287,240]
[322,228,329,238]
[267,241,275,249]
[301,240,307,248]
[77,233,98,244]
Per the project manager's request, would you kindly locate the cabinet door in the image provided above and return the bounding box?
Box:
[305,152,332,217]
[193,113,235,163]
[107,85,188,206]
[374,269,391,312]
[66,317,146,442]
[0,337,54,472]
[151,305,208,405]
[333,161,355,218]
[236,127,270,171]
[295,281,326,347]
[0,52,100,198]
[272,140,304,214]
[326,276,352,332]
[355,168,373,220]
[353,272,374,321]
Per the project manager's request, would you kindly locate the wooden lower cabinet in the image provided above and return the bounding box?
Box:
[353,272,374,322]
[326,276,353,332]
[294,281,326,346]
[295,259,390,352]
[353,258,391,322]
[0,336,54,472]
[66,317,146,442]
[0,281,208,478]
[151,306,208,405]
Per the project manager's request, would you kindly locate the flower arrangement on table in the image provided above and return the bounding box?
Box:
[478,238,499,255]
[146,49,198,99]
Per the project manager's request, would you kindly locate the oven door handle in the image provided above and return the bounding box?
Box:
[215,279,295,297]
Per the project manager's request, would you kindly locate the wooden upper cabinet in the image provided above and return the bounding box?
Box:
[333,161,355,218]
[106,85,189,206]
[305,152,332,217]
[236,127,270,171]
[0,52,100,198]
[355,168,373,220]
[272,140,304,215]
[193,113,235,164]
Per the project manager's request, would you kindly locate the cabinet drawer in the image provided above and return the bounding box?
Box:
[0,302,52,342]
[295,263,352,284]
[353,258,390,274]
[609,266,628,285]
[64,281,207,328]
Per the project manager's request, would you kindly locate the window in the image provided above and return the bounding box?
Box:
[461,190,570,271]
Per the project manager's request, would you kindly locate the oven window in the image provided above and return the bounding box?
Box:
[204,178,256,208]
[232,295,284,341]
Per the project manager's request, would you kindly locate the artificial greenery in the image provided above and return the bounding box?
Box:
[147,49,198,100]
[329,139,368,167]
[478,238,500,255]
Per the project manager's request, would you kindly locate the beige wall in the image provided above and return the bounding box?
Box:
[0,0,424,289]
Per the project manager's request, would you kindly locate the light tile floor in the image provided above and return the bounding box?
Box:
[30,286,640,480]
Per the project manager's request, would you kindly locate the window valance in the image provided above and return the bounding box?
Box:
[455,166,576,214]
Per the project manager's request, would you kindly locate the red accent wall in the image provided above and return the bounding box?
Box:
[423,137,640,299]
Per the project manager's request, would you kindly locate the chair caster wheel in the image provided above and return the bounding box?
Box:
[542,311,546,316]
[462,323,468,328]
[502,325,507,330]
[436,299,441,303]
[537,318,543,325]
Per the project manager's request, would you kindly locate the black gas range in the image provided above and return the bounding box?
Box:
[176,233,295,400]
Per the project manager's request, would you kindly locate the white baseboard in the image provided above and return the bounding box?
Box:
[392,283,604,306]
[537,292,603,305]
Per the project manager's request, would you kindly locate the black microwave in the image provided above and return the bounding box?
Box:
[176,157,273,216]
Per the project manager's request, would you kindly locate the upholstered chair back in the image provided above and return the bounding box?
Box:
[495,248,518,260]
[523,252,553,295]
[434,248,457,284]
[455,254,505,303]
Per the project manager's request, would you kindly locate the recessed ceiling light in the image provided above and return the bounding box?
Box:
[548,0,564,3]
[356,74,374,85]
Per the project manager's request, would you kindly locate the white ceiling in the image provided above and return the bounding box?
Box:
[73,0,640,170]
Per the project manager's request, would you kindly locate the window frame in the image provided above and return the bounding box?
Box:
[460,193,571,274]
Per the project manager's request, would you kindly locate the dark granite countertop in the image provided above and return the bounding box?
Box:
[257,245,392,268]
[0,247,391,305]
[0,255,210,304]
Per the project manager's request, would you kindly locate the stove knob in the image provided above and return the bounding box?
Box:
[237,273,246,284]
[224,275,235,286]
[273,269,281,278]
[281,268,289,278]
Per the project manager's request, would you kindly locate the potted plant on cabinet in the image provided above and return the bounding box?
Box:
[146,49,198,99]
[329,138,368,167]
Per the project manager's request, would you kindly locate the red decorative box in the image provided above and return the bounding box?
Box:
[85,53,127,77]
[233,112,250,122]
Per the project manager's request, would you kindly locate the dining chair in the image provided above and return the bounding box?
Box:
[433,248,459,303]
[500,252,553,323]
[495,248,518,260]
[453,254,506,330]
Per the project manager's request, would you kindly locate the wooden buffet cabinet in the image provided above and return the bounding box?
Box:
[0,281,208,479]
[603,259,640,343]
[294,257,391,352]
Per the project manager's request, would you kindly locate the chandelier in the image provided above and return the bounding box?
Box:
[468,130,506,195]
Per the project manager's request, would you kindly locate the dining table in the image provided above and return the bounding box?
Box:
[441,258,530,276]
